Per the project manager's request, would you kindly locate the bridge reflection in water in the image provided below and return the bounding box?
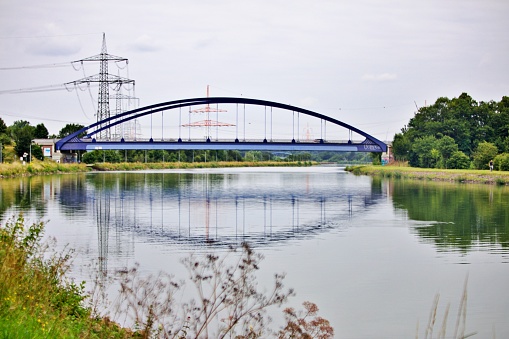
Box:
[86,169,383,272]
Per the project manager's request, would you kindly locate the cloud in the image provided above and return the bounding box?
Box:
[25,38,81,57]
[127,35,162,53]
[361,73,398,82]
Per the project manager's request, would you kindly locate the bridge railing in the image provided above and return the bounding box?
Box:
[85,137,365,144]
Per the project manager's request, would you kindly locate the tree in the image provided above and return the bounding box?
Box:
[82,150,122,164]
[0,117,7,135]
[437,136,458,168]
[392,132,411,161]
[30,144,44,161]
[9,120,33,143]
[493,153,509,171]
[472,141,498,170]
[410,135,438,168]
[58,124,86,138]
[33,123,49,139]
[446,151,471,169]
[13,125,34,157]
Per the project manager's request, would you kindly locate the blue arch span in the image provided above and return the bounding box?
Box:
[56,97,387,152]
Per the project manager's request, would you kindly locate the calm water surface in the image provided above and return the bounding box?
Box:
[1,166,508,338]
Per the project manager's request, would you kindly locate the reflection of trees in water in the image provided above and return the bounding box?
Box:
[0,176,50,220]
[1,170,385,275]
[391,180,509,252]
[58,175,88,215]
[90,172,384,268]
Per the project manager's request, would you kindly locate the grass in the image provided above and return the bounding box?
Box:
[90,160,314,171]
[0,160,91,178]
[0,214,136,338]
[0,160,315,178]
[345,164,509,185]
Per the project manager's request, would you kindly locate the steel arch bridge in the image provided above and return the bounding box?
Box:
[55,97,387,153]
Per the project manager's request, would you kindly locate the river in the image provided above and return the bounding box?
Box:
[1,166,508,338]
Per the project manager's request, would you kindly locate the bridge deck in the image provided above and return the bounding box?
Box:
[59,138,382,152]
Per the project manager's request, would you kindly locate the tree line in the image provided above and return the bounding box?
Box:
[392,93,509,170]
[0,117,374,164]
[0,119,84,161]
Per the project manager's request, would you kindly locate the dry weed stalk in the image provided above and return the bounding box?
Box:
[109,243,333,338]
[419,276,477,339]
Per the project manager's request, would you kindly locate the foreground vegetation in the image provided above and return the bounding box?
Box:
[0,214,134,338]
[346,164,509,185]
[0,215,333,338]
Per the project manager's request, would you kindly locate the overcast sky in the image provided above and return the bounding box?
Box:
[1,0,508,141]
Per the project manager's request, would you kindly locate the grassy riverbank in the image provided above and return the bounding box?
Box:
[90,160,314,171]
[0,215,136,338]
[0,160,314,178]
[0,161,91,178]
[346,164,509,185]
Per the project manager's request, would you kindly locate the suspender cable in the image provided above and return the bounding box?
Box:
[292,111,295,140]
[243,104,246,141]
[161,110,164,141]
[270,107,273,141]
[297,112,300,142]
[188,107,191,141]
[264,106,267,140]
[179,107,182,140]
[236,103,238,140]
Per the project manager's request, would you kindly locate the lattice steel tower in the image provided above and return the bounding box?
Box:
[68,33,135,140]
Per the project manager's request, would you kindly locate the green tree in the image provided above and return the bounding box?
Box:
[472,141,498,170]
[410,135,438,168]
[9,120,33,143]
[493,153,509,171]
[446,151,471,169]
[391,132,411,161]
[30,144,44,161]
[58,124,86,138]
[437,136,458,168]
[0,117,7,135]
[33,123,49,139]
[13,125,34,157]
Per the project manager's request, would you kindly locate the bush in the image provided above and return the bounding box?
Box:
[472,141,498,170]
[446,151,471,169]
[494,153,509,171]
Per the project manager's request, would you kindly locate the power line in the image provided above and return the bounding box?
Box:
[0,110,88,124]
[0,83,99,94]
[0,32,102,39]
[0,62,72,70]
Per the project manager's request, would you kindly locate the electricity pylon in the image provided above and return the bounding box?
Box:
[67,33,135,140]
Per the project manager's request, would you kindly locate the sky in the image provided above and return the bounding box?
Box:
[1,0,508,142]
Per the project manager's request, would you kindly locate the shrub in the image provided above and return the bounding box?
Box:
[494,153,509,171]
[446,151,471,169]
[472,141,498,170]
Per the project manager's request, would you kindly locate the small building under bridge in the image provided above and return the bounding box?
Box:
[32,138,78,163]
